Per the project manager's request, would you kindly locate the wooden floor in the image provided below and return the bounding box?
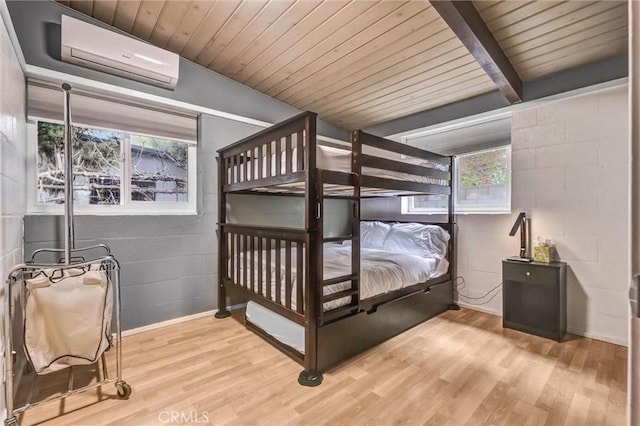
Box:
[16,309,627,426]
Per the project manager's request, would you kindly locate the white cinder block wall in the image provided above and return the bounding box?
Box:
[457,85,630,346]
[0,0,26,416]
[0,2,25,270]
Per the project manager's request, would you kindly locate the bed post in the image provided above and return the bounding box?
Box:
[448,155,460,311]
[215,153,231,319]
[299,112,323,386]
[351,131,362,307]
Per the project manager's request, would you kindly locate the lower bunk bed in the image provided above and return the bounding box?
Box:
[240,221,451,350]
[224,221,455,385]
[221,221,455,384]
[216,111,457,386]
[244,222,453,358]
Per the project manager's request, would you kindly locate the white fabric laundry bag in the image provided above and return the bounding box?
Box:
[24,265,113,375]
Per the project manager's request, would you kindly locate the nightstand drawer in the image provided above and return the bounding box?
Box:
[503,263,557,284]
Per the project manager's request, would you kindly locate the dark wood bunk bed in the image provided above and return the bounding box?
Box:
[215,111,456,386]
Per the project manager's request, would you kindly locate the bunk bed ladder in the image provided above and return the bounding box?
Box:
[319,131,361,326]
[319,189,360,322]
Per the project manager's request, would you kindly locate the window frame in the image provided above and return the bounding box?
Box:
[402,145,512,215]
[27,118,198,216]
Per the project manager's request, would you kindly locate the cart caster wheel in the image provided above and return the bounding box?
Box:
[116,381,132,400]
[4,416,18,426]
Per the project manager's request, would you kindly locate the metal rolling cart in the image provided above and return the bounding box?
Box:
[3,84,131,426]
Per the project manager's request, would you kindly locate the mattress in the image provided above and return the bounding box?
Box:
[229,144,448,187]
[234,244,448,313]
[246,300,305,353]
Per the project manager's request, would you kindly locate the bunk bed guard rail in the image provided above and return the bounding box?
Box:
[218,112,316,193]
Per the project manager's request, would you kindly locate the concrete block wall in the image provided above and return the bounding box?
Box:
[0,0,25,274]
[457,85,630,345]
[0,0,26,416]
[24,115,263,330]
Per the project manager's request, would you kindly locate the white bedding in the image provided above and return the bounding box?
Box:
[230,144,448,186]
[234,244,448,312]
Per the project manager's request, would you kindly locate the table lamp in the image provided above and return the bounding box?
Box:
[508,212,531,262]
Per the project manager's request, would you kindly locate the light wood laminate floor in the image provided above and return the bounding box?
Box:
[16,309,627,425]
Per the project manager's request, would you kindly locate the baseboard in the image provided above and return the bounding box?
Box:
[117,307,630,348]
[457,301,502,317]
[458,303,628,347]
[121,310,217,337]
[566,326,628,347]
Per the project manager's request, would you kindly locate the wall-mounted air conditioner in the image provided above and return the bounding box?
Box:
[61,15,179,90]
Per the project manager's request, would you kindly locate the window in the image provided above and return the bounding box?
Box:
[129,135,189,203]
[32,120,196,214]
[403,146,511,214]
[26,82,198,215]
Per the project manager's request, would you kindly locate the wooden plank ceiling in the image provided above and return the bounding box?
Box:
[474,1,628,81]
[58,0,627,130]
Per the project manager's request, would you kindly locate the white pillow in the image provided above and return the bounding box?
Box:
[383,223,450,259]
[359,221,391,249]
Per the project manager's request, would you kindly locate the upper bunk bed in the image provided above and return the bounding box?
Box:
[217,111,452,198]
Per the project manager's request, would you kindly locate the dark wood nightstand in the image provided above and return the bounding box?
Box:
[502,260,567,342]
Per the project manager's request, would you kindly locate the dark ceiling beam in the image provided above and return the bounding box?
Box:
[430,0,522,104]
